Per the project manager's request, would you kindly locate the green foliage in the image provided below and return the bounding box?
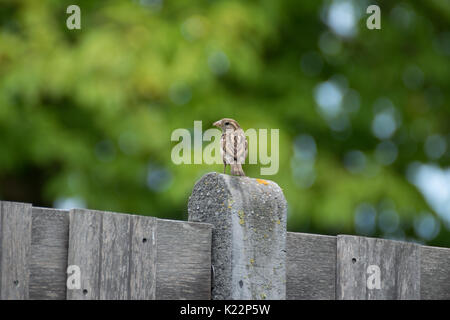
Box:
[0,0,449,246]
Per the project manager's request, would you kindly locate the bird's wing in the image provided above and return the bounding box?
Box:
[235,129,247,164]
[222,132,235,163]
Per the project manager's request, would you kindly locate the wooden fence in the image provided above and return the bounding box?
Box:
[0,200,449,300]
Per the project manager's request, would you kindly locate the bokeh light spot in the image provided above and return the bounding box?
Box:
[378,209,400,233]
[54,197,86,210]
[414,213,440,241]
[372,110,397,140]
[208,51,230,76]
[326,0,358,38]
[424,134,447,160]
[147,165,173,192]
[344,150,366,174]
[314,80,343,118]
[354,203,376,235]
[375,140,398,165]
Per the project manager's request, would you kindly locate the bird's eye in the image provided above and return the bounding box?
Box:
[225,122,230,125]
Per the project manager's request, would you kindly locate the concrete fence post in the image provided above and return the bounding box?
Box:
[188,172,287,300]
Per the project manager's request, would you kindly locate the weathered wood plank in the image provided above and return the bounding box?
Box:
[287,232,336,300]
[155,219,212,300]
[336,235,420,300]
[67,209,102,300]
[420,245,450,300]
[29,207,69,300]
[129,215,157,300]
[0,201,32,300]
[67,209,211,300]
[99,212,131,300]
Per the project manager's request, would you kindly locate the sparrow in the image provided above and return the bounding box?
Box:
[213,118,248,176]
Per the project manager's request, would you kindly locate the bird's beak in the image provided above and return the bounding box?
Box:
[213,121,220,127]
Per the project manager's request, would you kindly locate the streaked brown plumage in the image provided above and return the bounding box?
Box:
[213,118,248,176]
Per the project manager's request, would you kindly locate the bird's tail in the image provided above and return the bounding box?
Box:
[230,163,245,176]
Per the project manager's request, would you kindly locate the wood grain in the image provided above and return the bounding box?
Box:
[129,215,157,300]
[420,245,450,300]
[337,235,420,300]
[29,207,69,300]
[5,200,450,300]
[99,211,131,299]
[287,232,336,300]
[0,201,32,300]
[67,209,211,300]
[155,219,212,300]
[67,208,102,300]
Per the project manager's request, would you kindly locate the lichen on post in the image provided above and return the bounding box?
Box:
[188,172,287,300]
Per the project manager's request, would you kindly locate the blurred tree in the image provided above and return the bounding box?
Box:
[0,0,449,246]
